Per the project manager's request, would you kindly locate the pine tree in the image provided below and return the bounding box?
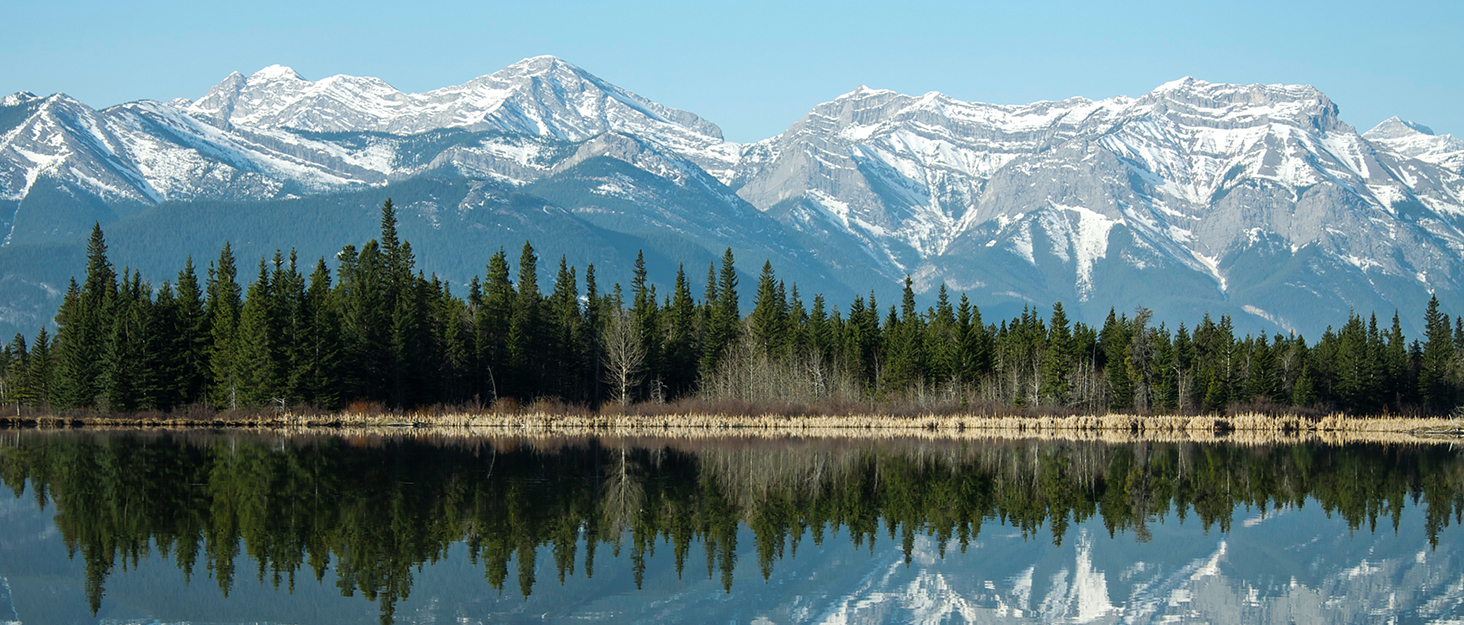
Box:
[273,251,310,404]
[1151,324,1177,411]
[54,223,117,409]
[664,264,699,398]
[1101,310,1133,410]
[171,258,209,406]
[2,334,24,408]
[955,294,991,385]
[1419,294,1455,413]
[476,248,514,401]
[807,294,834,366]
[923,285,958,386]
[234,260,280,408]
[340,241,388,401]
[389,274,427,407]
[584,263,605,405]
[1293,362,1318,407]
[304,259,342,408]
[749,261,786,356]
[544,257,583,401]
[701,248,740,376]
[628,250,663,399]
[1039,302,1074,406]
[880,277,926,394]
[1245,332,1277,403]
[100,271,162,412]
[24,327,52,408]
[506,241,542,399]
[207,244,243,409]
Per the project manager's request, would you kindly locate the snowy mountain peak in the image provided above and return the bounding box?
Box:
[1154,76,1203,91]
[842,85,895,98]
[1364,115,1464,171]
[249,64,304,82]
[497,54,575,76]
[172,56,726,144]
[1143,77,1336,119]
[0,92,40,107]
[1366,116,1437,139]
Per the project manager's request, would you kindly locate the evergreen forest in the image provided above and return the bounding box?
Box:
[4,199,1464,417]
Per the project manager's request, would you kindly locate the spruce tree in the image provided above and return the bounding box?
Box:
[2,334,24,408]
[234,260,279,408]
[507,241,542,399]
[923,285,958,386]
[477,248,514,401]
[25,327,52,408]
[340,241,387,401]
[1173,324,1196,410]
[305,259,342,408]
[1039,302,1074,406]
[955,294,991,385]
[207,243,243,410]
[701,248,740,375]
[546,257,584,401]
[173,258,209,405]
[1419,294,1455,413]
[664,264,699,398]
[54,223,116,409]
[1101,310,1134,410]
[628,250,662,398]
[584,263,604,405]
[749,261,785,356]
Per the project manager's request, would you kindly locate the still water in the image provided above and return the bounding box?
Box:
[0,430,1461,624]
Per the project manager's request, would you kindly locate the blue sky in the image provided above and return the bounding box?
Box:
[5,0,1461,142]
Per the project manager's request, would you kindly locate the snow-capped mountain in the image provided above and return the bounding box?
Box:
[732,77,1464,330]
[2,57,1463,337]
[1364,116,1464,173]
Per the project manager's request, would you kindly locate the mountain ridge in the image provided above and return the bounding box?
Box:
[2,57,1462,338]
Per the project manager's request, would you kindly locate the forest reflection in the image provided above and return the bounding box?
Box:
[1,430,1462,623]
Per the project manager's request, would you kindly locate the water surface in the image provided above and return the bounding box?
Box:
[0,430,1461,624]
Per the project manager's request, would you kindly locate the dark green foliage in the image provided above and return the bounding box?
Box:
[1039,302,1074,406]
[6,201,1463,416]
[52,224,116,409]
[206,243,242,409]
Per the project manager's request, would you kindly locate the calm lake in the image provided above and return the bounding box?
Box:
[0,430,1461,624]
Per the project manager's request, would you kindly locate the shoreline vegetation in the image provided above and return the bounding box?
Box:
[7,199,1464,425]
[4,405,1461,445]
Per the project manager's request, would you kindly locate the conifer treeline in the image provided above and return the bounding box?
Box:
[3,200,1463,416]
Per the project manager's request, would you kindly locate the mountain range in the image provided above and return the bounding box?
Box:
[3,55,1463,338]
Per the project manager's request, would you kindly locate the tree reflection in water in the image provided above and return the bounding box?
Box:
[1,431,1461,623]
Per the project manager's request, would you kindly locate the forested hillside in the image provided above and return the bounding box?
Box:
[3,200,1462,417]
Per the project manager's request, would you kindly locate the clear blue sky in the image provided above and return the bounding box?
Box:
[5,0,1461,143]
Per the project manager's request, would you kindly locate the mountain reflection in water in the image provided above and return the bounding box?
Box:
[0,431,1461,624]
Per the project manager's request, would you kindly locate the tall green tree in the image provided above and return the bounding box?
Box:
[234,260,280,408]
[1039,302,1074,406]
[207,243,243,410]
[1419,294,1455,413]
[53,224,117,409]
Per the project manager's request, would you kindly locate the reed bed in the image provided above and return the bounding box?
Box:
[5,410,1461,445]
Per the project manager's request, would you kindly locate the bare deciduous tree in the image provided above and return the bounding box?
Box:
[602,309,645,406]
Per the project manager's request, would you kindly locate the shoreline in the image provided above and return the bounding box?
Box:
[2,411,1461,445]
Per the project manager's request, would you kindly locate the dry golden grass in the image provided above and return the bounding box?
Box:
[7,409,1461,445]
